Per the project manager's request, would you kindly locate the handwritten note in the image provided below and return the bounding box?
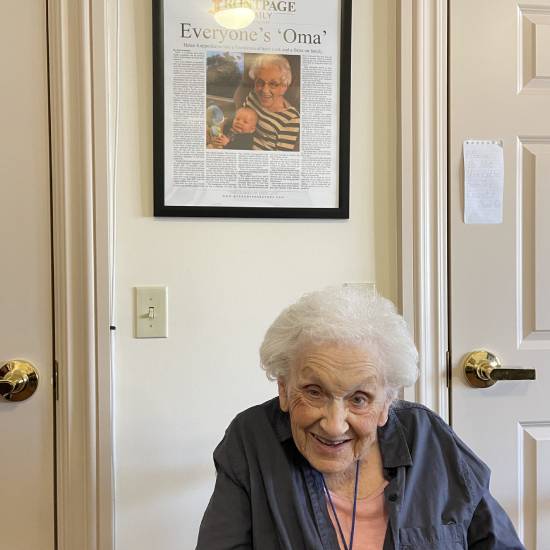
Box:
[464,140,504,224]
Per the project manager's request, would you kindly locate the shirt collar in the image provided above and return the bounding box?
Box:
[272,398,293,442]
[378,405,413,468]
[273,398,413,468]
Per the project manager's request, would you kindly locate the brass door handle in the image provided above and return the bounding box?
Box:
[463,350,536,388]
[0,360,39,401]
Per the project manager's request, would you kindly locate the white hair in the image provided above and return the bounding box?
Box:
[249,54,292,86]
[259,286,419,395]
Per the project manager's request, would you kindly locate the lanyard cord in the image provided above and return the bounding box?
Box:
[322,460,360,550]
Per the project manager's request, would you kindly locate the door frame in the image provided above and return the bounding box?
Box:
[47,0,451,546]
[49,0,113,548]
[399,0,450,422]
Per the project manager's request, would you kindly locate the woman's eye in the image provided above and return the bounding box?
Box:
[350,394,368,407]
[305,387,322,398]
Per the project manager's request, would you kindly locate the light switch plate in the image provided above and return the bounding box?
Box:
[343,282,376,293]
[135,286,168,338]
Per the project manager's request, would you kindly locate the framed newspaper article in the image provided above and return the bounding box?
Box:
[153,0,352,218]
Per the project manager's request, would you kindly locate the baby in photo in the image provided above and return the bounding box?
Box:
[211,107,258,150]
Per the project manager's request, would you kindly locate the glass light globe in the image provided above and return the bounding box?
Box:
[214,7,255,30]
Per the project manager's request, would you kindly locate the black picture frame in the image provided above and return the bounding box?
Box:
[153,0,352,218]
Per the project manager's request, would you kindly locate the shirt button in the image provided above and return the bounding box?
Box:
[388,493,398,502]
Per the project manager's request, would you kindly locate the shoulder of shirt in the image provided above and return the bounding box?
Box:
[212,398,288,478]
[390,399,447,422]
[222,397,289,442]
[231,396,280,420]
[390,399,472,447]
[390,399,491,491]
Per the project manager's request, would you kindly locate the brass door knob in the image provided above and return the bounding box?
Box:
[463,350,536,388]
[0,360,39,401]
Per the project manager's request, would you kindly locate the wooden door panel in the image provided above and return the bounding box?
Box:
[518,139,550,347]
[450,0,550,547]
[0,1,55,549]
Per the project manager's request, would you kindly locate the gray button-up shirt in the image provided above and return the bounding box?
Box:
[196,399,524,549]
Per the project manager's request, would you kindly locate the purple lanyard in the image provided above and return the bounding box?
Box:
[322,460,360,550]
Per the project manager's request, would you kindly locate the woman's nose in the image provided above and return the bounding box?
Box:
[320,400,349,436]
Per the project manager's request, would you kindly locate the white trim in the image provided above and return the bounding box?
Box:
[91,1,115,548]
[399,0,449,421]
[48,0,113,549]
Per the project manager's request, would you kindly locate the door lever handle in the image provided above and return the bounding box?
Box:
[485,368,536,381]
[463,350,536,388]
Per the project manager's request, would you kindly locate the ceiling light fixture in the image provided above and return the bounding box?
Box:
[210,1,256,30]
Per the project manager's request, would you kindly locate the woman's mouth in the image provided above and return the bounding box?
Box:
[310,433,351,449]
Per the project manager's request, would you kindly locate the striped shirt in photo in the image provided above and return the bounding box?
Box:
[243,92,300,152]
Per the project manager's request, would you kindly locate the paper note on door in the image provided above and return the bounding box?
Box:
[463,140,504,224]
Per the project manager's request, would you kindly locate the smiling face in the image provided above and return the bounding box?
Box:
[232,108,257,134]
[254,65,288,111]
[278,343,391,477]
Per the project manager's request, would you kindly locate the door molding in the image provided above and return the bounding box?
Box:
[399,0,449,421]
[48,1,113,549]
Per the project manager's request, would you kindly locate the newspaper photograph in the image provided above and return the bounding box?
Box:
[154,0,351,217]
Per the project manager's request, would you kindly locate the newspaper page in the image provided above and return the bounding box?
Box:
[163,0,342,209]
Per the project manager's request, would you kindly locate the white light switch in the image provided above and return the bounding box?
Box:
[135,287,168,338]
[344,282,376,293]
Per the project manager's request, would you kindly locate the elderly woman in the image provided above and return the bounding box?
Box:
[197,287,524,549]
[241,54,300,152]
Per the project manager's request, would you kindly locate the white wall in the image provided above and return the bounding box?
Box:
[114,1,397,548]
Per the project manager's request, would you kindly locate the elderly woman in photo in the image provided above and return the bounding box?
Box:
[197,286,524,549]
[241,54,300,152]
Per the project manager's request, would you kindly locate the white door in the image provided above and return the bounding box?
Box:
[450,0,550,548]
[0,1,55,549]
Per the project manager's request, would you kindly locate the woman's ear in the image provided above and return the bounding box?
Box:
[377,397,392,427]
[278,379,289,412]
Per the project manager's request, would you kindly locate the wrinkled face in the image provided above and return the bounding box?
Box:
[278,343,390,477]
[232,109,257,134]
[254,65,288,110]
